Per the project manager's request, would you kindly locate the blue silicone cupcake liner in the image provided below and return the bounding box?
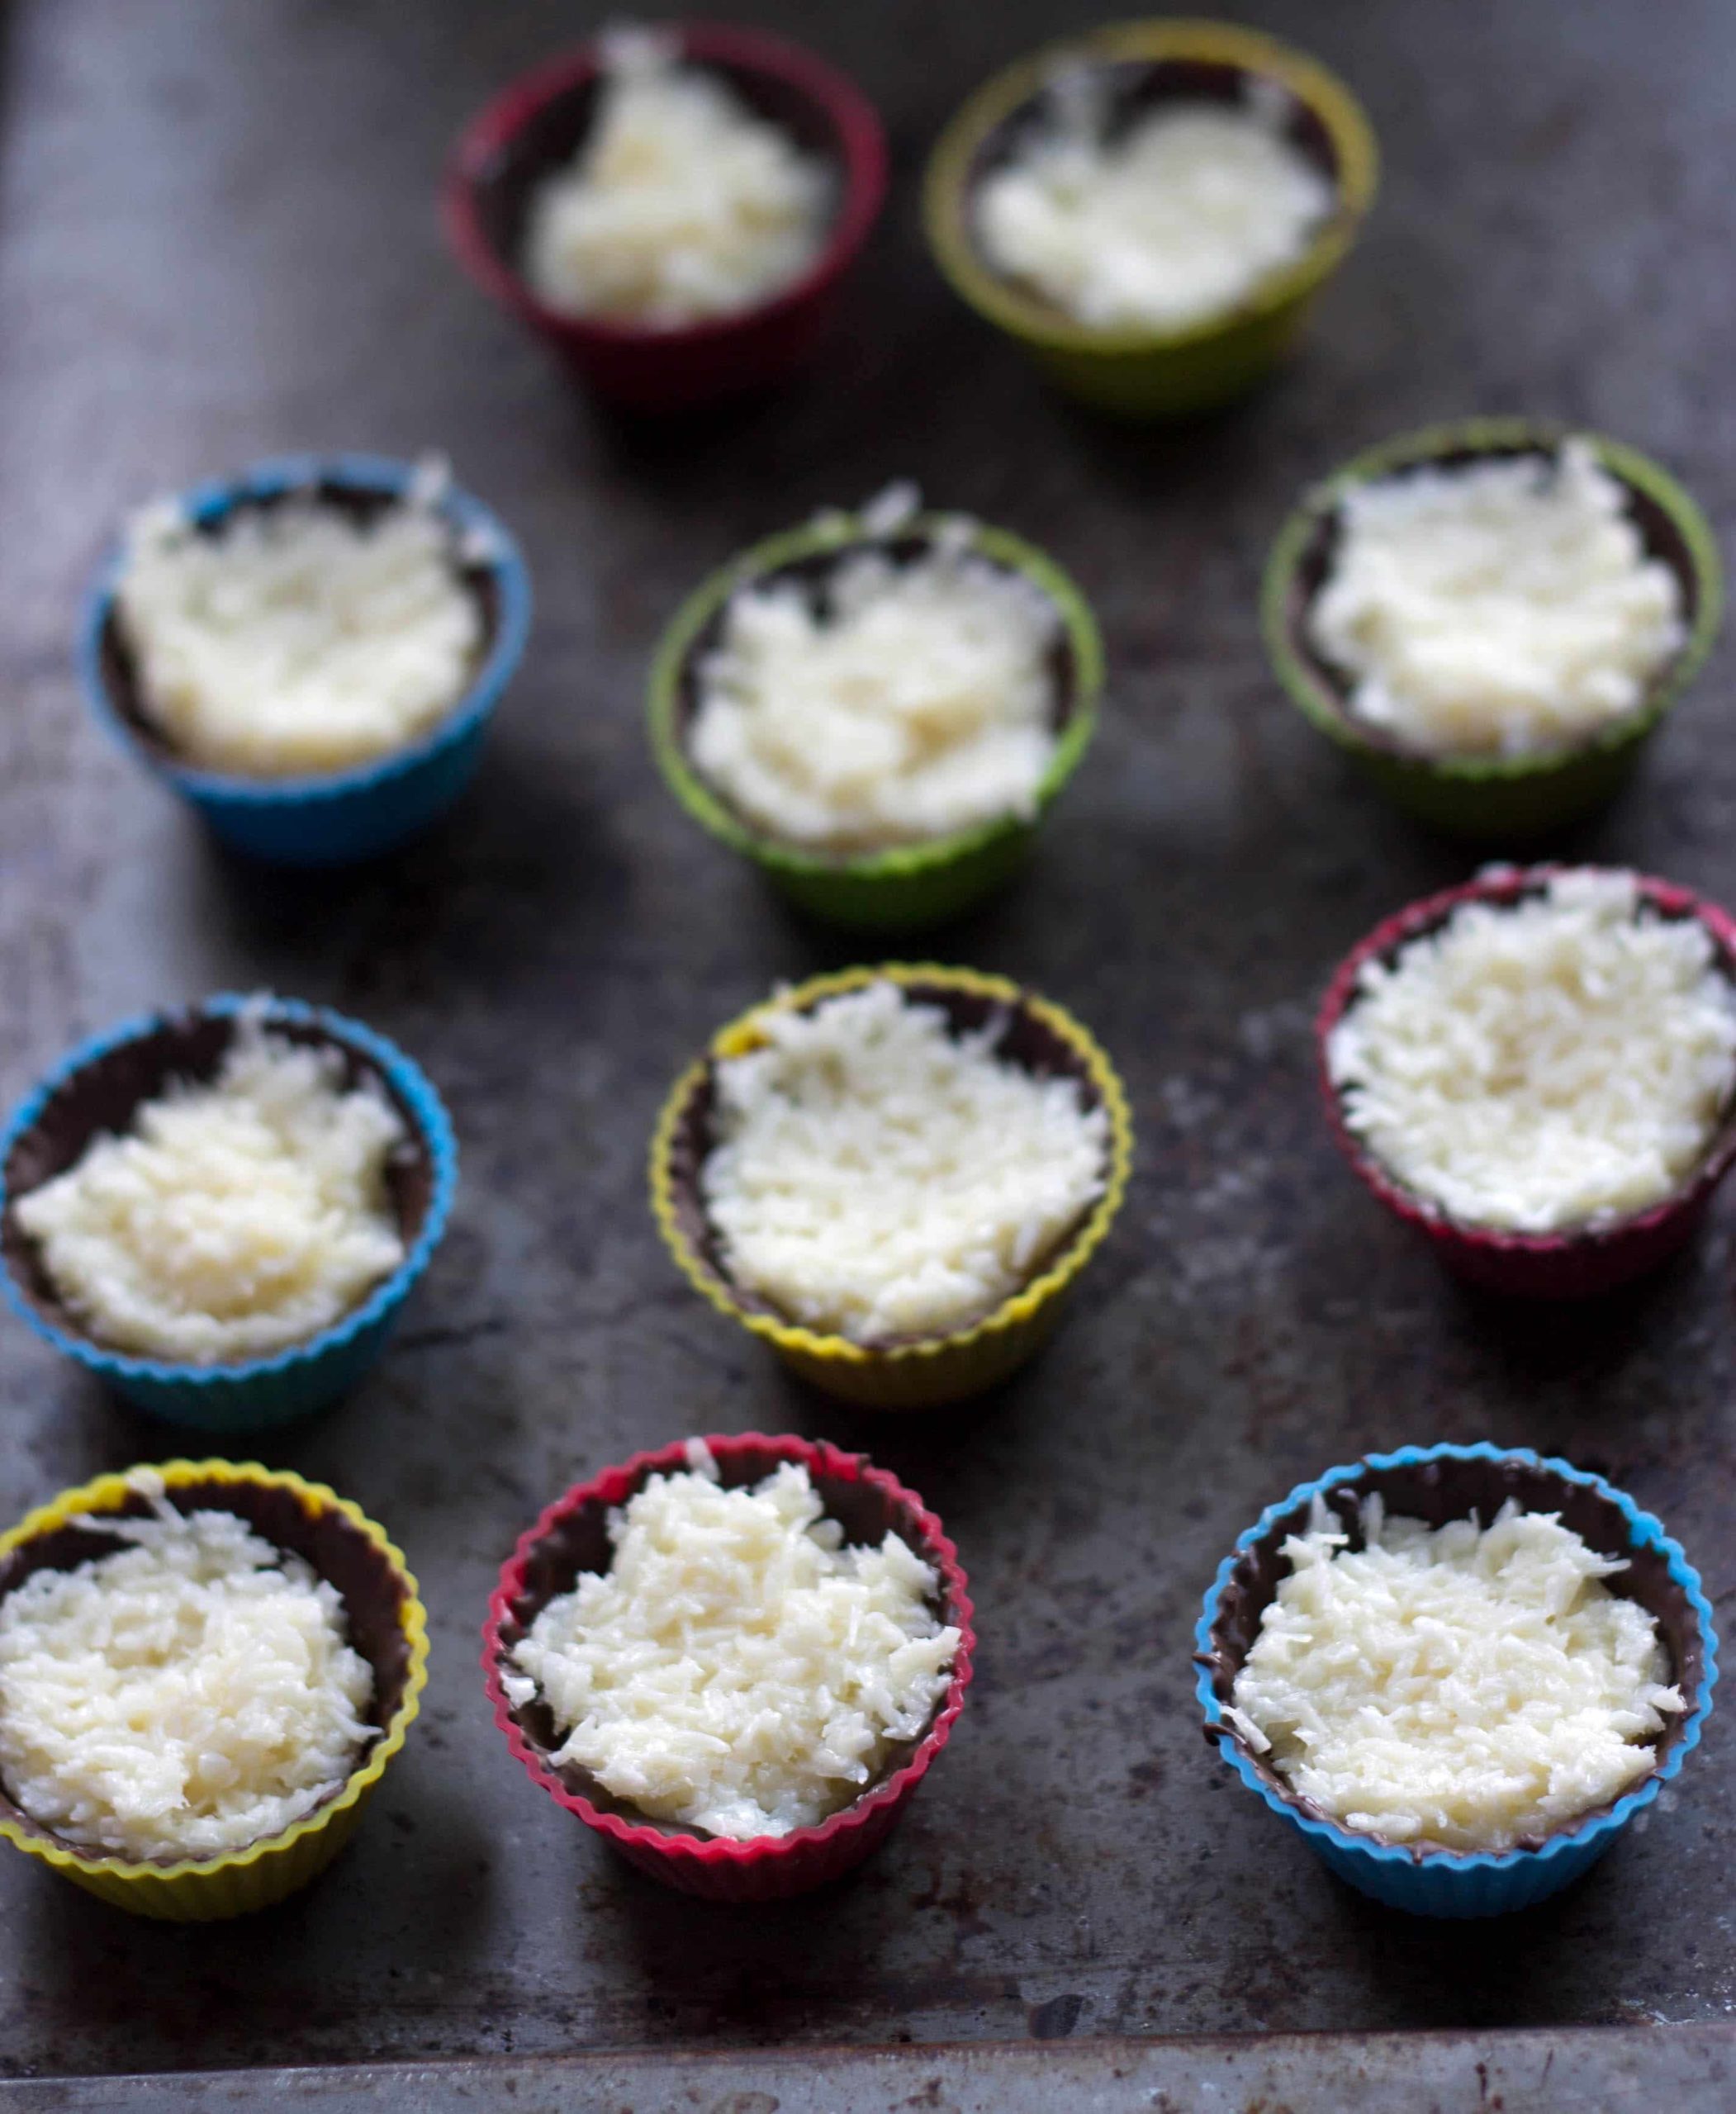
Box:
[1195,1443,1718,1918]
[79,453,533,865]
[0,994,458,1429]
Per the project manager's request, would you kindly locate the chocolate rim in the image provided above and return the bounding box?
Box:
[661,518,1096,873]
[445,24,887,349]
[662,973,1113,1353]
[1316,865,1736,1254]
[0,999,439,1375]
[89,462,521,792]
[484,1433,975,1852]
[1198,1446,1715,1863]
[0,1470,420,1872]
[1268,424,1723,774]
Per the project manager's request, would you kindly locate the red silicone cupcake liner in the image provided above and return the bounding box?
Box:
[483,1433,975,1901]
[1316,865,1736,1298]
[443,23,887,412]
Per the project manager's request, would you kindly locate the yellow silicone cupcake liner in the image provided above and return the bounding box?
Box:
[924,19,1378,419]
[651,965,1133,1409]
[0,1460,428,1920]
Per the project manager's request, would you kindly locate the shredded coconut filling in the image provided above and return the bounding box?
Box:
[511,1443,960,1840]
[689,514,1064,853]
[975,75,1333,332]
[524,28,830,325]
[1308,440,1686,757]
[1231,1496,1684,1853]
[1328,870,1736,1234]
[116,475,481,778]
[700,979,1109,1343]
[17,1011,410,1364]
[0,1474,377,1860]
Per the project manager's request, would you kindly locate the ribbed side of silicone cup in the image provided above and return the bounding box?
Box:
[923,18,1378,419]
[483,1434,975,1900]
[0,993,458,1426]
[1195,1443,1718,1918]
[78,453,532,865]
[1316,865,1736,1297]
[443,23,888,410]
[0,1460,429,1920]
[648,965,1132,1408]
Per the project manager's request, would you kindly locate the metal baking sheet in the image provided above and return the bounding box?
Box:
[2,0,1734,2103]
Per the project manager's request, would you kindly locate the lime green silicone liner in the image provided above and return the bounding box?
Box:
[648,511,1103,931]
[0,1461,429,1920]
[1263,419,1724,838]
[923,18,1379,419]
[650,965,1134,1409]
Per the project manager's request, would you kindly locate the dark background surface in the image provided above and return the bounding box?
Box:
[2,0,1735,2083]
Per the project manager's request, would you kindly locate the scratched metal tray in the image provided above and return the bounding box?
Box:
[0,0,1733,2106]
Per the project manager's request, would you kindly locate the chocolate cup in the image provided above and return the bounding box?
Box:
[1277,434,1709,767]
[662,978,1108,1351]
[0,1474,416,1869]
[1200,1451,1707,1859]
[491,1437,969,1843]
[99,478,503,776]
[963,55,1343,306]
[1,1005,435,1356]
[668,530,1084,846]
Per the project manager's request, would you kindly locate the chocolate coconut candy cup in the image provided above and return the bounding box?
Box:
[0,995,457,1429]
[1195,1443,1717,1919]
[1264,419,1722,840]
[648,508,1102,931]
[649,965,1133,1408]
[483,1433,975,1902]
[80,454,532,865]
[1316,866,1736,1299]
[924,18,1377,420]
[0,1460,428,1921]
[444,24,887,412]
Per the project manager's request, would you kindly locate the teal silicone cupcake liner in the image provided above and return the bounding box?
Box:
[1196,1443,1717,1918]
[0,994,458,1429]
[79,453,533,865]
[647,508,1103,931]
[1263,419,1724,839]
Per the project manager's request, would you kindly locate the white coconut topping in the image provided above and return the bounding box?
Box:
[1230,1495,1685,1853]
[700,979,1109,1342]
[16,1011,409,1365]
[1327,870,1736,1234]
[975,73,1333,332]
[116,473,481,779]
[510,1443,960,1840]
[1308,440,1686,757]
[524,27,830,326]
[688,514,1064,853]
[0,1473,377,1860]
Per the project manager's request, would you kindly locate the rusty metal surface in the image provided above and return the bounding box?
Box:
[2,0,1736,2101]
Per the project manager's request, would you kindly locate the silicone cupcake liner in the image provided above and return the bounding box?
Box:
[80,453,533,865]
[0,1459,428,1920]
[1317,865,1736,1297]
[0,994,458,1427]
[1197,1443,1716,1917]
[650,965,1132,1407]
[924,18,1378,419]
[444,24,887,411]
[1264,419,1723,838]
[484,1432,974,1900]
[648,510,1103,930]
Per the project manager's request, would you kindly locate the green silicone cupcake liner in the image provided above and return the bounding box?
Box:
[923,18,1378,419]
[650,965,1133,1409]
[0,1461,428,1920]
[1264,418,1724,838]
[647,509,1102,931]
